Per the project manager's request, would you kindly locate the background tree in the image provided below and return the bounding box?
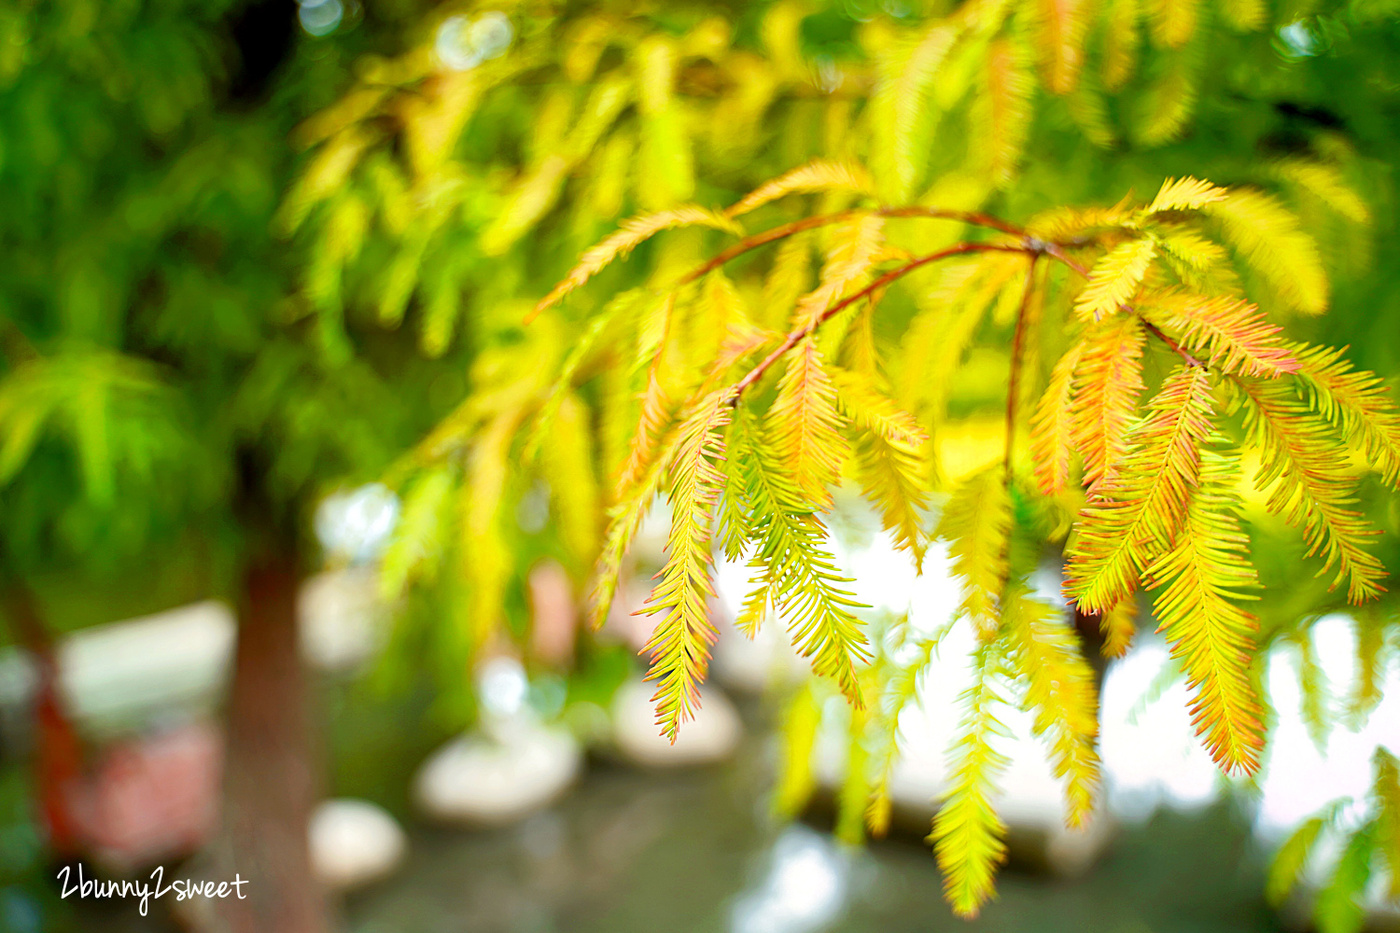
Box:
[0,2,465,931]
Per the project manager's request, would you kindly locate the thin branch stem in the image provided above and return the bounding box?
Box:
[679,207,1027,287]
[728,242,1031,404]
[1004,256,1039,478]
[679,211,861,286]
[880,206,1027,238]
[1142,319,1205,368]
[1038,242,1090,278]
[0,320,38,369]
[1038,241,1205,369]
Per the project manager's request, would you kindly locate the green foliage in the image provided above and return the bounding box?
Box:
[730,409,870,702]
[0,352,189,506]
[0,0,451,601]
[1268,748,1400,933]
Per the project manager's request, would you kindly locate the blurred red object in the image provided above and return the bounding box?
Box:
[528,560,578,667]
[4,580,223,871]
[66,721,222,871]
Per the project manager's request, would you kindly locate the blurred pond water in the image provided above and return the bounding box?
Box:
[329,691,1281,933]
[8,499,1390,932]
[335,719,1282,933]
[24,671,1287,933]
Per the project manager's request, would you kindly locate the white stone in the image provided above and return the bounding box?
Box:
[0,568,389,736]
[413,722,582,825]
[309,798,407,890]
[298,567,385,673]
[0,601,235,736]
[610,678,742,768]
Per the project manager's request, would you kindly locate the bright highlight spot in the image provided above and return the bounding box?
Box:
[1099,641,1221,820]
[315,483,399,563]
[435,12,513,72]
[479,656,529,719]
[298,0,343,37]
[731,826,849,933]
[1276,20,1320,58]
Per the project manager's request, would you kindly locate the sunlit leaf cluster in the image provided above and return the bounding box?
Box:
[521,165,1399,916]
[288,0,1400,920]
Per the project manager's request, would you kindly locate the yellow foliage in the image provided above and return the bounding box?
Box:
[1209,188,1330,314]
[638,392,732,741]
[1273,159,1372,226]
[773,685,822,818]
[1142,451,1265,774]
[1149,0,1200,48]
[975,34,1036,187]
[1147,175,1227,213]
[1292,342,1400,488]
[462,411,519,646]
[378,468,454,601]
[936,465,1011,641]
[269,0,1400,912]
[1073,237,1157,321]
[1067,363,1216,613]
[534,206,741,318]
[873,21,962,201]
[1029,341,1085,495]
[1135,46,1200,146]
[1030,0,1090,94]
[1005,589,1101,825]
[1141,291,1298,377]
[727,159,876,217]
[540,394,601,564]
[617,363,677,499]
[793,214,886,330]
[834,365,933,566]
[1220,0,1267,30]
[930,642,1010,919]
[352,111,1397,912]
[1101,0,1141,89]
[1237,379,1387,603]
[1070,313,1147,491]
[767,338,851,507]
[588,424,677,629]
[1099,594,1139,657]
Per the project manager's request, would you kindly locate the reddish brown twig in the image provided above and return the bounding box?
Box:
[1142,319,1205,368]
[1038,241,1204,369]
[1005,256,1039,477]
[677,207,1028,287]
[1039,242,1091,278]
[728,242,1031,403]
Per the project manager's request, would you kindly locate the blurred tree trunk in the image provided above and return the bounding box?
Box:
[217,510,327,933]
[1072,607,1110,686]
